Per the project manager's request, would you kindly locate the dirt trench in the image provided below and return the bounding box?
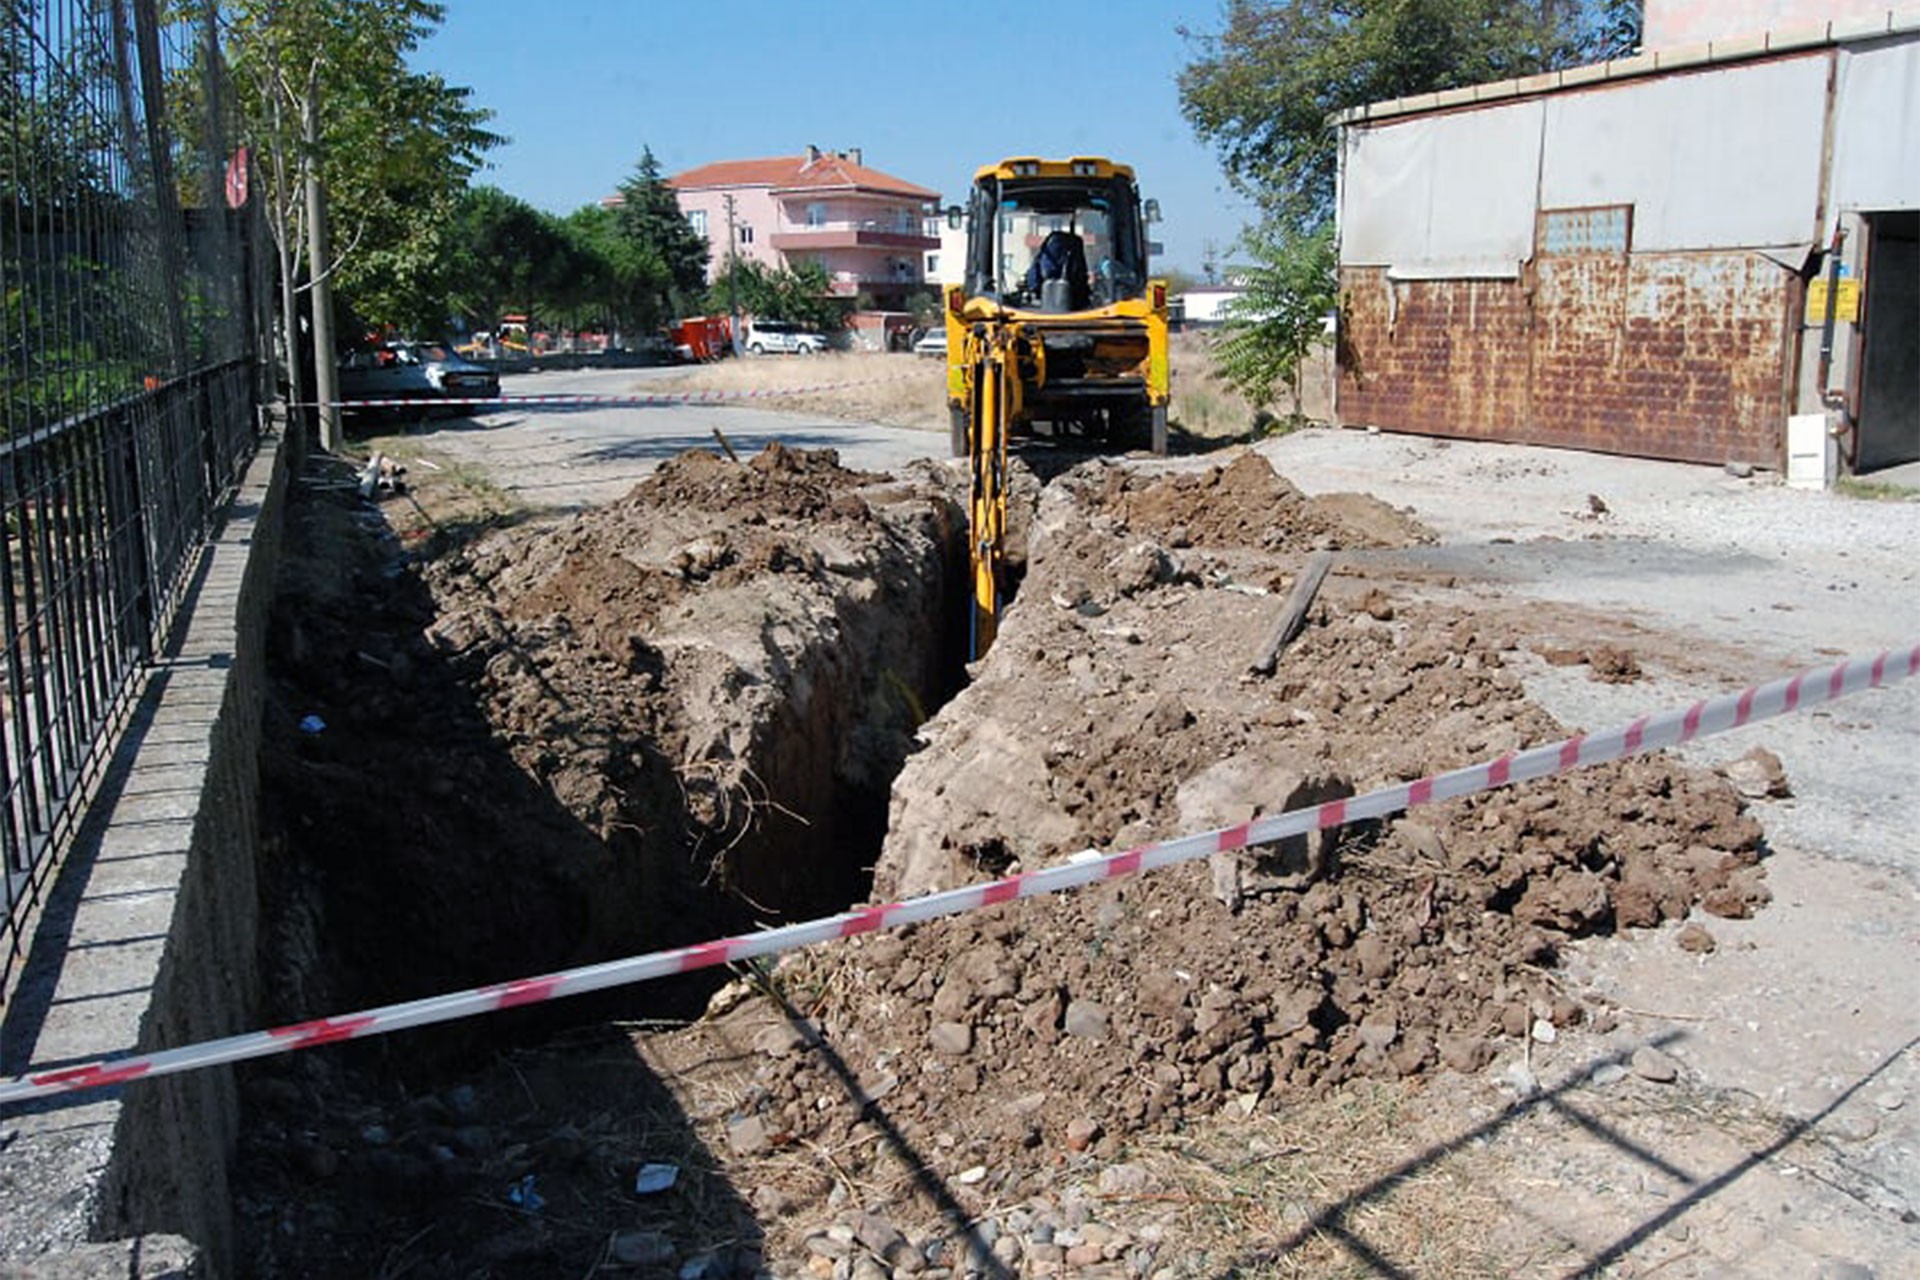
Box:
[237,443,1774,1276]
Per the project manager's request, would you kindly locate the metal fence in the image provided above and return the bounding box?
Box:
[1,0,269,987]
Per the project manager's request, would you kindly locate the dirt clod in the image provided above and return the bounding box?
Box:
[1676,921,1719,953]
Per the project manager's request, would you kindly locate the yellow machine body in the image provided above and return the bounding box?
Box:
[944,157,1171,656]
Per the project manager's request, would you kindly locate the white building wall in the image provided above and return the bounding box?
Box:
[1538,55,1830,252]
[1339,101,1543,275]
[1340,51,1837,270]
[1829,36,1920,225]
[1644,0,1903,49]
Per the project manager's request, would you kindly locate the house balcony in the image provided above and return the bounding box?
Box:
[820,272,927,300]
[770,222,939,253]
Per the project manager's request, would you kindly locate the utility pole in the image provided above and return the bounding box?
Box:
[303,69,341,452]
[723,193,742,356]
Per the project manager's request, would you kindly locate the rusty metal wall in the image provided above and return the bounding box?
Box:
[1339,250,1795,465]
[1337,272,1531,439]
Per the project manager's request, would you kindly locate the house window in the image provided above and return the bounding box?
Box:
[1540,205,1632,255]
[806,202,828,228]
[737,224,754,245]
[926,253,939,276]
[892,207,915,234]
[687,209,707,238]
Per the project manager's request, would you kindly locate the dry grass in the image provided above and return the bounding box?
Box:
[356,433,533,551]
[1129,1080,1531,1279]
[650,350,949,431]
[647,337,1329,450]
[1167,330,1262,445]
[1167,329,1339,446]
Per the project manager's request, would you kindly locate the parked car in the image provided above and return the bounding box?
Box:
[412,343,502,402]
[912,327,948,359]
[743,319,827,355]
[337,342,500,418]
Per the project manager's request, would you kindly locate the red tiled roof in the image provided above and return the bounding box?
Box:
[669,153,938,200]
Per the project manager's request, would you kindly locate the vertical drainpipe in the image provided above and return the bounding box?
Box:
[1816,223,1845,402]
[1807,46,1857,473]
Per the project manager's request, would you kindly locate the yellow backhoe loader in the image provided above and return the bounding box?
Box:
[942,156,1171,657]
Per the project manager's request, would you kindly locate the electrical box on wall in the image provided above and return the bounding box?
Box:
[1786,412,1838,488]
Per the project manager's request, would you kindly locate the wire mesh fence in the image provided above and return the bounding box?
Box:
[1,0,269,988]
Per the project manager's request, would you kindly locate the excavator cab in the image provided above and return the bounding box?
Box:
[944,157,1169,459]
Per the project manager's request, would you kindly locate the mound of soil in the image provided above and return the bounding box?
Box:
[417,443,962,941]
[239,445,1771,1276]
[725,449,1767,1252]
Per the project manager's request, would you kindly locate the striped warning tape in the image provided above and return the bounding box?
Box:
[320,372,926,411]
[3,642,1913,1105]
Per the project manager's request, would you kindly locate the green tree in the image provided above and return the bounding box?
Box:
[438,185,575,328]
[562,201,673,336]
[1213,224,1337,409]
[705,258,842,332]
[613,147,709,318]
[218,0,499,340]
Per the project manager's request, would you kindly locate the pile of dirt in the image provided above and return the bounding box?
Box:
[239,445,1772,1276]
[718,450,1768,1253]
[415,443,962,946]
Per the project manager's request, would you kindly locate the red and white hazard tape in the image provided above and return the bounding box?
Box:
[324,372,923,411]
[3,642,1914,1105]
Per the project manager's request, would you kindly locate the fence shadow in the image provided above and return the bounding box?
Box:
[1223,1028,1919,1278]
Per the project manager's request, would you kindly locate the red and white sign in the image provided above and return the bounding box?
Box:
[224,147,250,209]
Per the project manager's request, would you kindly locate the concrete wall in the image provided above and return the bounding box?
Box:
[0,418,291,1276]
[1339,252,1795,465]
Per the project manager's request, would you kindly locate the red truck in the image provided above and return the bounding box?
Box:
[669,315,732,362]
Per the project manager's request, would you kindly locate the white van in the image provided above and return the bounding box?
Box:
[743,320,827,355]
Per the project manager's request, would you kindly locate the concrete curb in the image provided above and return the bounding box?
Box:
[0,419,290,1274]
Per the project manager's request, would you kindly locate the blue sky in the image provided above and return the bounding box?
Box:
[412,0,1255,275]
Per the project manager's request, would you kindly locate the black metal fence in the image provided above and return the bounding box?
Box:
[2,0,269,986]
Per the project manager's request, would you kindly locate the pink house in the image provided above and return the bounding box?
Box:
[668,147,940,308]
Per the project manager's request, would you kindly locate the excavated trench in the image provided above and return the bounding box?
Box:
[254,445,974,1050]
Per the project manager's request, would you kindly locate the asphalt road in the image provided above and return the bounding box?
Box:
[387,364,948,511]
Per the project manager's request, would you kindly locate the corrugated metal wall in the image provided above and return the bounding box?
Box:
[1336,52,1833,464]
[1340,253,1796,465]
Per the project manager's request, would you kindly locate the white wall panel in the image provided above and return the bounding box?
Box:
[1340,101,1542,275]
[1830,39,1920,223]
[1540,55,1829,251]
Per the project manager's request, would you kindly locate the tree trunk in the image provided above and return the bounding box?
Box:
[303,80,340,452]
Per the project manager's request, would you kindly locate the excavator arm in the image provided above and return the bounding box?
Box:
[960,317,1042,659]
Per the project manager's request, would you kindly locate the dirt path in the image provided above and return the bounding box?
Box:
[238,401,1920,1278]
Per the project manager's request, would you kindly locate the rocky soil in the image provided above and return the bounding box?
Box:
[238,442,1787,1278]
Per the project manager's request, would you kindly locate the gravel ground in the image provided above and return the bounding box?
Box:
[1251,424,1920,1276]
